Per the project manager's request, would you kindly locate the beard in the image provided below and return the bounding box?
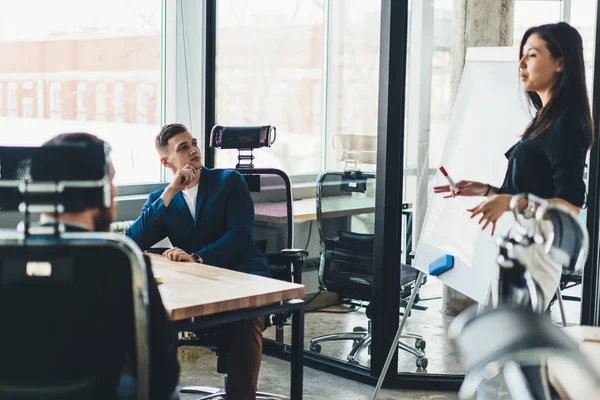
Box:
[93,203,116,232]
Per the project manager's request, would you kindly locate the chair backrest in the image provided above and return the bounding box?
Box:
[0,232,150,400]
[536,203,589,272]
[236,168,293,253]
[316,170,376,299]
[449,306,600,400]
[0,144,149,400]
[210,125,295,282]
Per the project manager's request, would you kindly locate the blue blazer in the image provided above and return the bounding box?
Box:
[126,167,270,277]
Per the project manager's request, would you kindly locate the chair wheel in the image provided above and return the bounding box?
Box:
[353,326,367,332]
[416,357,428,369]
[348,359,359,365]
[415,339,426,351]
[310,343,321,353]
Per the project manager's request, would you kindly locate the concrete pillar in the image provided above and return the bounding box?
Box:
[443,0,514,316]
[450,0,514,107]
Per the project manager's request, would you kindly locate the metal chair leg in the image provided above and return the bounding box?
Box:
[309,331,368,351]
[556,287,567,327]
[180,386,289,400]
[256,392,290,399]
[347,335,372,364]
[399,332,422,340]
[180,385,223,395]
[397,340,424,359]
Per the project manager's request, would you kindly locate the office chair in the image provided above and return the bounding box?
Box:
[178,125,308,400]
[0,144,150,400]
[447,196,592,400]
[494,195,589,323]
[308,170,427,368]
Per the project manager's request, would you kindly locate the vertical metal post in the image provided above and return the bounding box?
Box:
[372,0,410,380]
[582,0,600,327]
[291,301,305,399]
[203,0,217,168]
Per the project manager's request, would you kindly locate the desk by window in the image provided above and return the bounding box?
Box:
[254,196,376,223]
[151,254,305,399]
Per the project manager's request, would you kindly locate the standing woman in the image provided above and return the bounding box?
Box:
[434,22,594,308]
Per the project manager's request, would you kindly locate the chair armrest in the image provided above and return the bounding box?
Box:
[266,249,308,284]
[281,248,309,261]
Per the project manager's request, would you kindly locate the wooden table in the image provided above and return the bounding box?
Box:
[150,254,305,399]
[255,196,375,223]
[548,326,600,400]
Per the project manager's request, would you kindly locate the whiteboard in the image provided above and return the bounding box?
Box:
[413,47,531,303]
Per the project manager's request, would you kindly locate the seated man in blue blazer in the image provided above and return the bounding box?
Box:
[126,123,270,400]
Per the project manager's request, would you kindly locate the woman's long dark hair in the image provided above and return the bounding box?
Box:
[520,22,594,145]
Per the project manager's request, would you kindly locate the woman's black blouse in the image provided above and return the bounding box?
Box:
[498,110,590,207]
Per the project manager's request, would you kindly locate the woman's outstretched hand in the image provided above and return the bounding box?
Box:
[433,180,490,198]
[467,194,512,236]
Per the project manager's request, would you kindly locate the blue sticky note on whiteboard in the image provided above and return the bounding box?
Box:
[429,255,454,276]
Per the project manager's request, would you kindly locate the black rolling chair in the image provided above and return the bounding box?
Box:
[308,170,427,368]
[178,125,307,400]
[0,144,150,400]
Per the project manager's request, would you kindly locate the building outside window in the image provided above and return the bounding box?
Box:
[114,82,125,124]
[136,83,148,124]
[0,0,162,184]
[22,97,34,118]
[96,82,107,121]
[7,82,18,117]
[49,81,62,119]
[77,82,87,121]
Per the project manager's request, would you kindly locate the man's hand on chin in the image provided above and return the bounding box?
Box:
[162,247,198,263]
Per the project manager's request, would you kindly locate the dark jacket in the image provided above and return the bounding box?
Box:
[498,110,591,207]
[126,167,270,277]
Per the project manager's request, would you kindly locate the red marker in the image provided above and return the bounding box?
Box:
[439,166,458,192]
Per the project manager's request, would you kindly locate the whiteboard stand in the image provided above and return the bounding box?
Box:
[478,278,498,313]
[371,271,426,400]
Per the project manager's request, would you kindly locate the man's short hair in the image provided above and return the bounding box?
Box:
[44,132,105,148]
[40,132,113,213]
[156,123,189,154]
[43,132,113,176]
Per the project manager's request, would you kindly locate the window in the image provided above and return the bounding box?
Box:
[0,0,162,184]
[77,83,87,121]
[49,81,62,119]
[136,83,148,124]
[7,82,18,117]
[22,97,34,118]
[153,84,160,125]
[513,0,562,45]
[569,0,597,96]
[215,0,325,174]
[324,1,381,171]
[114,83,125,123]
[96,82,107,121]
